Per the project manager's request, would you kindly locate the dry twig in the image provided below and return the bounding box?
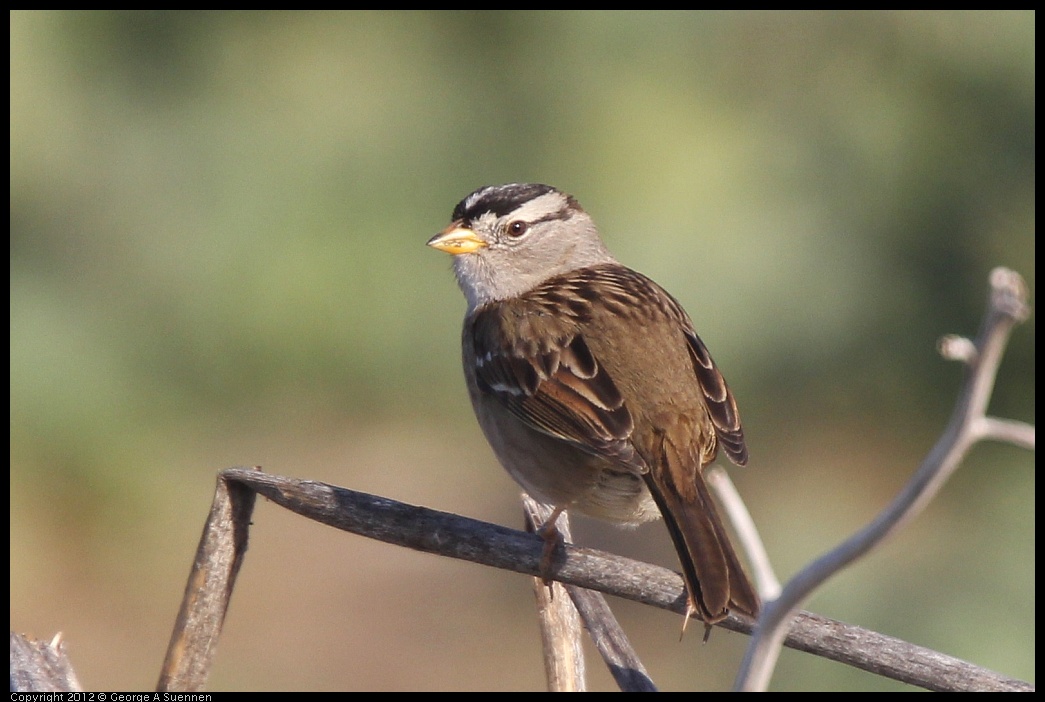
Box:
[524,497,657,692]
[734,267,1033,691]
[157,466,1030,691]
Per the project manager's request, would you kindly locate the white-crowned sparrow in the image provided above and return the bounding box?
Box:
[427,183,759,625]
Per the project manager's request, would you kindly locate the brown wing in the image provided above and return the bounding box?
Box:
[590,263,748,468]
[469,263,746,471]
[682,326,748,466]
[469,297,646,473]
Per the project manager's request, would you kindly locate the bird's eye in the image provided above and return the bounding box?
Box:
[506,220,528,238]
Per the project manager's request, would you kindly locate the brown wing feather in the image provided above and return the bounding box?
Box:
[622,266,748,468]
[470,301,643,471]
[683,328,748,466]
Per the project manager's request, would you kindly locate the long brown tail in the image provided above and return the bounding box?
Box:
[643,446,759,624]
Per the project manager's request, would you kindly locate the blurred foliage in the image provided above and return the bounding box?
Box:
[11,11,1033,691]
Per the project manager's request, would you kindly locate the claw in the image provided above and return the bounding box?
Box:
[679,597,714,643]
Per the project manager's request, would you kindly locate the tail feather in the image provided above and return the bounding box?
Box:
[644,440,759,624]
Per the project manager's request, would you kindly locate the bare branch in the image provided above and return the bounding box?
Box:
[184,467,1029,691]
[523,499,587,692]
[973,416,1034,449]
[774,611,1032,691]
[524,496,657,692]
[10,632,83,693]
[734,268,1033,691]
[157,466,258,692]
[565,583,658,692]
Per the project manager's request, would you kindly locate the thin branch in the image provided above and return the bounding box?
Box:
[524,496,657,692]
[565,584,658,692]
[10,632,83,693]
[194,467,1029,691]
[157,466,258,692]
[523,499,587,692]
[734,267,1033,692]
[972,416,1035,449]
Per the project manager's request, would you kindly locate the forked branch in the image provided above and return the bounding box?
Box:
[734,267,1033,691]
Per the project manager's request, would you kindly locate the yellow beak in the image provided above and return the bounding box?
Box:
[426,225,487,255]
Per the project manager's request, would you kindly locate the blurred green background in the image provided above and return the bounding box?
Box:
[10,10,1034,691]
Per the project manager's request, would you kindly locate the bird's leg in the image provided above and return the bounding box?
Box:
[535,505,566,587]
